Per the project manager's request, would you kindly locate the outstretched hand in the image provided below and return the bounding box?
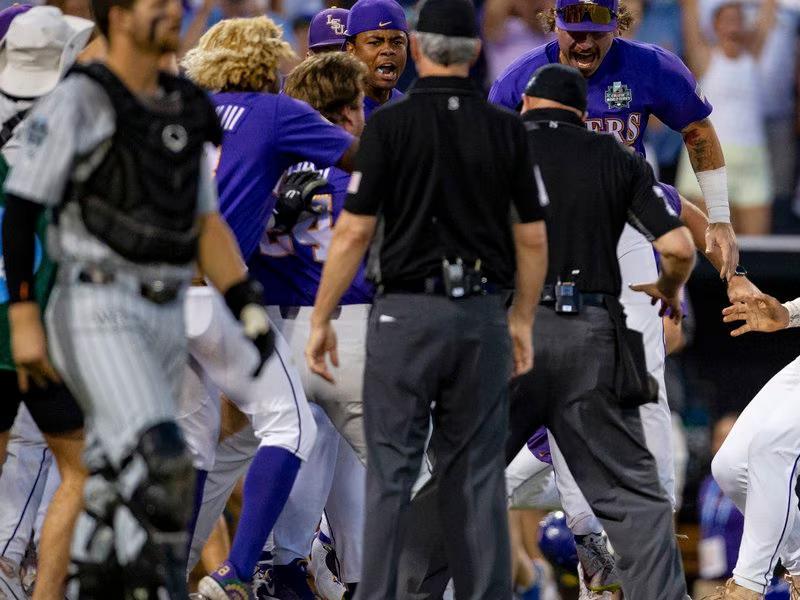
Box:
[722,294,789,337]
[629,281,683,322]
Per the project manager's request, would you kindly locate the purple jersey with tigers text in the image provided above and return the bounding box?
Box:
[212,92,354,260]
[488,38,712,155]
[249,165,374,306]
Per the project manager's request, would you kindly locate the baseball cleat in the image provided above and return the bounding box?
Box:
[575,533,622,592]
[267,558,316,600]
[785,573,800,600]
[198,560,255,600]
[309,531,347,600]
[577,564,621,600]
[252,550,277,600]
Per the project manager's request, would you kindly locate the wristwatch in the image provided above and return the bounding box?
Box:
[732,264,747,277]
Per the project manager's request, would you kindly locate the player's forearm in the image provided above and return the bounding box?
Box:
[312,211,376,324]
[682,120,731,223]
[679,196,725,271]
[654,227,696,296]
[512,221,548,322]
[2,194,43,304]
[682,119,725,173]
[196,212,248,294]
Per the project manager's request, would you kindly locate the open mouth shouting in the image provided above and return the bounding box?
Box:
[569,48,599,73]
[375,61,399,83]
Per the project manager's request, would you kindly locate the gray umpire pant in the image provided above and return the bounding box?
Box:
[397,305,688,600]
[356,293,513,600]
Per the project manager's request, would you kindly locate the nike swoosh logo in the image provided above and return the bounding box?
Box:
[379,20,392,27]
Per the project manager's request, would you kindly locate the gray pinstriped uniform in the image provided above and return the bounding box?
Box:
[4,73,217,468]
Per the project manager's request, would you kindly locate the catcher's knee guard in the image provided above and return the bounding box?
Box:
[131,421,195,531]
[121,421,195,598]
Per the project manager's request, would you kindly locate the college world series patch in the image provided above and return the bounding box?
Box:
[605,81,632,109]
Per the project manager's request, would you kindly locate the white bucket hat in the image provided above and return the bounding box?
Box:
[0,5,94,98]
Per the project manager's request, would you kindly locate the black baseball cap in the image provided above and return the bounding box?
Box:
[524,63,588,113]
[416,0,478,38]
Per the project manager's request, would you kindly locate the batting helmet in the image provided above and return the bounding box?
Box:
[538,511,578,571]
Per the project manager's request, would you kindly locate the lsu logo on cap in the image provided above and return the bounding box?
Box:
[327,13,346,35]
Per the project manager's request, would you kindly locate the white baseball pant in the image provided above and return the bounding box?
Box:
[712,355,800,594]
[178,286,317,471]
[0,408,52,567]
[505,445,559,510]
[268,305,367,579]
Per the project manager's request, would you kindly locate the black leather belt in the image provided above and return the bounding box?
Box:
[279,306,342,320]
[381,277,503,296]
[540,284,607,309]
[78,268,182,305]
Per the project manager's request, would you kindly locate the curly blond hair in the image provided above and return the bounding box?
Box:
[182,16,296,93]
[539,2,634,34]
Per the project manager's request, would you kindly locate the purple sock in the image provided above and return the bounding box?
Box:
[228,446,300,580]
[187,469,208,555]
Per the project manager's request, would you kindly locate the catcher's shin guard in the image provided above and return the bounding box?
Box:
[119,421,195,599]
[69,460,125,599]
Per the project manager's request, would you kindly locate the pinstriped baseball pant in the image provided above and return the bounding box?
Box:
[45,277,191,575]
[46,280,187,468]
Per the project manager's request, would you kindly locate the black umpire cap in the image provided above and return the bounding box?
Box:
[524,64,588,113]
[416,0,478,38]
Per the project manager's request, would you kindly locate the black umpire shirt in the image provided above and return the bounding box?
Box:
[522,108,683,296]
[345,76,545,289]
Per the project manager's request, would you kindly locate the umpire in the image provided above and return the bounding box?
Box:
[509,64,696,600]
[305,0,548,598]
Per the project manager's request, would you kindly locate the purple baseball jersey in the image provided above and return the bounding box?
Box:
[364,88,404,120]
[488,38,712,155]
[526,427,553,465]
[249,165,374,306]
[656,181,682,217]
[212,91,354,260]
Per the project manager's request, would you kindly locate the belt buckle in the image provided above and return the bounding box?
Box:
[140,280,180,305]
[78,268,114,285]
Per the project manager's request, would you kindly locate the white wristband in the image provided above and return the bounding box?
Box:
[783,298,800,329]
[695,166,730,224]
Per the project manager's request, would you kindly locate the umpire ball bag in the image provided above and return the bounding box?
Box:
[65,63,222,265]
